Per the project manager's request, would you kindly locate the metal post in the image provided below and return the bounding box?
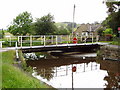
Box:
[15,42,19,60]
[21,36,22,48]
[91,62,93,71]
[56,67,57,77]
[66,65,68,75]
[67,35,69,44]
[56,35,58,46]
[84,63,85,72]
[30,35,32,47]
[51,35,54,44]
[18,36,19,43]
[72,4,76,37]
[72,64,74,90]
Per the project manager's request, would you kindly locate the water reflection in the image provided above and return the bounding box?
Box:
[98,60,120,88]
[24,52,120,88]
[35,67,54,81]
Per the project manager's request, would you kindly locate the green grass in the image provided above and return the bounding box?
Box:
[110,41,120,46]
[2,51,51,88]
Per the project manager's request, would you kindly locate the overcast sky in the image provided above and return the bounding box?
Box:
[0,0,108,29]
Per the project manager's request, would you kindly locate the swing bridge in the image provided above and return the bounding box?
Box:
[1,35,108,52]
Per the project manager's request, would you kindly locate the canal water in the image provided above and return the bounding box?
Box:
[24,51,120,88]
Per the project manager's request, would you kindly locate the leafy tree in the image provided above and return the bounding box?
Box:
[8,11,33,35]
[34,14,57,35]
[103,28,113,35]
[97,27,105,36]
[0,29,4,39]
[105,1,120,13]
[102,1,120,37]
[54,27,70,35]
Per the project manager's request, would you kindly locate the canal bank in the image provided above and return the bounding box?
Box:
[98,45,120,60]
[1,50,54,88]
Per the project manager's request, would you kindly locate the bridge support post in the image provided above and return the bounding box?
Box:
[15,42,19,60]
[67,35,69,44]
[21,36,22,48]
[51,35,54,44]
[56,35,58,46]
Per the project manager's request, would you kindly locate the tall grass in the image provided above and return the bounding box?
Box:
[2,50,50,88]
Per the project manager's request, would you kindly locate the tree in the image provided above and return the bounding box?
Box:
[55,25,70,35]
[103,28,113,35]
[0,29,4,39]
[97,27,105,36]
[8,11,33,35]
[102,1,120,37]
[34,14,57,35]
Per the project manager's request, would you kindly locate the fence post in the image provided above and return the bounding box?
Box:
[51,35,54,44]
[44,35,46,46]
[15,42,19,60]
[56,35,58,46]
[67,35,69,44]
[21,36,22,48]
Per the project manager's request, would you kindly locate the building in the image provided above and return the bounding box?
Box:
[74,23,101,42]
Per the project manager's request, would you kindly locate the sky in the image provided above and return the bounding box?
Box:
[0,0,108,29]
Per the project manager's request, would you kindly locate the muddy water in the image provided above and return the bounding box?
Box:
[24,52,120,88]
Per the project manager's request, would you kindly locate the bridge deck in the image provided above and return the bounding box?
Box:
[20,42,109,53]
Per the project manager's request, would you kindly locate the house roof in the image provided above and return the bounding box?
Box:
[75,23,101,33]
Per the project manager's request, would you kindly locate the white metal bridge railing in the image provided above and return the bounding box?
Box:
[3,35,99,48]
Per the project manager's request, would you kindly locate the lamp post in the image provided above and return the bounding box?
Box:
[72,4,76,37]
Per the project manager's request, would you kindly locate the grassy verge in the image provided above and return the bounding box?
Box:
[2,50,51,88]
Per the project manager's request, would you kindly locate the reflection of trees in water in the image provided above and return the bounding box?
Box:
[104,72,120,88]
[35,67,55,81]
[24,52,55,60]
[97,59,120,89]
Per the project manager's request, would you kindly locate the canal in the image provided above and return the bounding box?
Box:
[23,51,120,88]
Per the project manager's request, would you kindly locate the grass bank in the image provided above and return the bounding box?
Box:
[2,50,51,88]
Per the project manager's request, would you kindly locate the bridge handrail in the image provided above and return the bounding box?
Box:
[3,35,99,47]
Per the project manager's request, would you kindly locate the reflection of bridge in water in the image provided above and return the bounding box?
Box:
[27,57,98,77]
